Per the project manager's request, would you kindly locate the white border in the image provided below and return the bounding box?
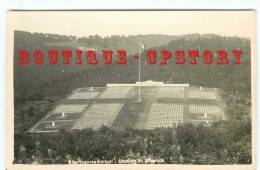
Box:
[0,0,259,169]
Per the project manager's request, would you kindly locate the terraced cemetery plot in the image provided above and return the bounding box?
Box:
[99,87,132,98]
[67,92,100,99]
[189,104,221,114]
[187,112,218,120]
[45,113,82,121]
[189,119,213,125]
[29,84,226,133]
[188,90,216,99]
[145,103,184,129]
[33,120,75,132]
[72,103,123,130]
[52,104,87,114]
[74,87,104,92]
[157,87,185,98]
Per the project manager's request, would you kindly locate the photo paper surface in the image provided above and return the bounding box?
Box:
[6,10,256,170]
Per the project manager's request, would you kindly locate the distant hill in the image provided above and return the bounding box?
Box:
[45,34,180,55]
[15,31,180,55]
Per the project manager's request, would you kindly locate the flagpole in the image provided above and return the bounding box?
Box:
[138,41,141,101]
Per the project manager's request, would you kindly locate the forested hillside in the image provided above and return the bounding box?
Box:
[14,31,250,104]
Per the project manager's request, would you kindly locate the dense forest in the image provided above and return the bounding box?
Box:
[13,31,252,164]
[15,120,251,164]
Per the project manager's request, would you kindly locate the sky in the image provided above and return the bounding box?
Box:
[9,11,255,38]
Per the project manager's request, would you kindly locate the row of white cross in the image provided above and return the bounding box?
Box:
[189,104,221,114]
[145,103,184,129]
[157,87,185,98]
[72,103,123,130]
[189,90,216,99]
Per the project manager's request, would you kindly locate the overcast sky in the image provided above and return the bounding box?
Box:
[9,11,255,38]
